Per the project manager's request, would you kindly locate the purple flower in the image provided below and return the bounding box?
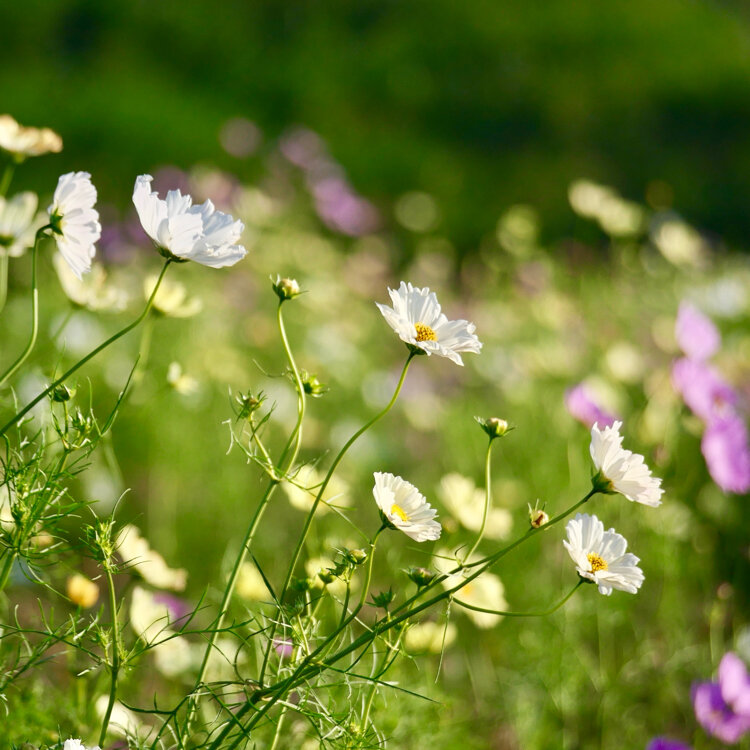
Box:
[646,739,692,750]
[720,652,750,717]
[702,416,750,494]
[273,638,293,659]
[153,592,192,623]
[693,681,750,744]
[671,358,737,422]
[564,384,617,429]
[675,302,720,360]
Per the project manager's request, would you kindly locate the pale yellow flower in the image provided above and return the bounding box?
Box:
[145,275,203,317]
[283,465,350,516]
[403,621,456,654]
[0,114,62,158]
[117,524,187,591]
[53,253,128,312]
[437,473,512,540]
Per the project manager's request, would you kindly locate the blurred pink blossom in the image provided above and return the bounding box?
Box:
[564,383,617,429]
[675,302,720,360]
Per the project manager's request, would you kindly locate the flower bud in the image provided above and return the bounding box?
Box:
[66,573,99,608]
[317,567,336,585]
[345,548,368,566]
[528,501,549,529]
[475,416,512,440]
[272,275,301,301]
[51,384,74,403]
[406,566,436,588]
[371,589,395,609]
[237,391,265,421]
[301,371,328,398]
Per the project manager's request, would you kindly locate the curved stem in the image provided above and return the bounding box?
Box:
[455,579,584,618]
[219,489,599,742]
[278,355,413,610]
[276,301,306,469]
[258,354,414,685]
[184,301,307,731]
[0,259,171,438]
[0,227,48,388]
[464,437,494,563]
[99,566,121,746]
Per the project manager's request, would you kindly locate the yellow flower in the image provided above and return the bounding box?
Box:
[66,573,99,608]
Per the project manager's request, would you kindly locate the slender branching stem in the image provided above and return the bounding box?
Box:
[0,259,172,438]
[185,300,307,732]
[455,579,584,618]
[265,354,415,666]
[98,565,121,747]
[217,489,599,742]
[0,226,50,388]
[464,436,494,563]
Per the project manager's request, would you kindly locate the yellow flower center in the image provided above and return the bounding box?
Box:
[587,553,608,573]
[391,503,409,523]
[415,322,437,342]
[461,582,474,597]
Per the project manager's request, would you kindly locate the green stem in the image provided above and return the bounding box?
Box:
[276,301,306,469]
[0,227,48,388]
[455,579,584,618]
[269,354,414,641]
[269,704,288,750]
[99,566,121,747]
[0,162,15,197]
[0,550,14,596]
[0,259,171,438]
[0,252,8,316]
[464,437,494,563]
[184,300,307,732]
[219,489,599,742]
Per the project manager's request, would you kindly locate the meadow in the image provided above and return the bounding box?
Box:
[0,114,748,750]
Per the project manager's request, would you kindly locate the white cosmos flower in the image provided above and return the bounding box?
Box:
[590,420,663,506]
[63,741,100,750]
[376,281,482,365]
[48,172,101,279]
[437,473,512,540]
[132,174,246,268]
[95,695,141,739]
[117,524,187,591]
[0,192,43,257]
[373,472,441,542]
[0,114,62,157]
[563,513,644,595]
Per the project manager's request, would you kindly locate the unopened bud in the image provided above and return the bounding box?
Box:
[372,589,395,609]
[528,501,549,529]
[237,391,265,421]
[475,416,512,439]
[301,371,328,398]
[346,548,368,566]
[406,566,436,588]
[317,568,336,585]
[51,384,74,402]
[272,276,301,301]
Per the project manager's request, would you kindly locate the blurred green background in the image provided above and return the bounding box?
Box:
[4,0,750,251]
